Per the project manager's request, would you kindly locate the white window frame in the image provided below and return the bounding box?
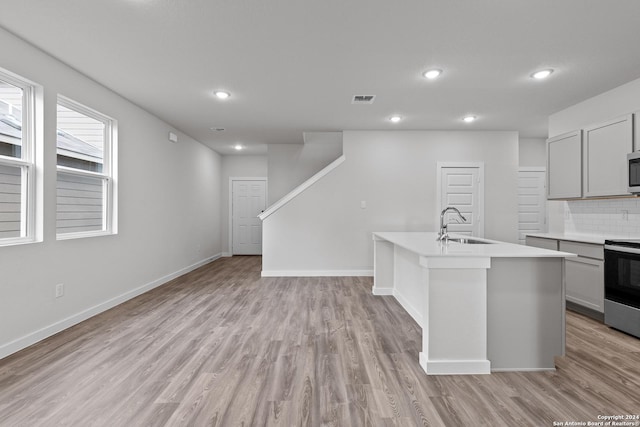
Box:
[0,68,39,247]
[56,95,117,240]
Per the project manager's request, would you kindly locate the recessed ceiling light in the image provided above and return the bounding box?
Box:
[214,90,231,99]
[234,144,243,150]
[423,69,442,79]
[389,115,402,123]
[462,115,477,123]
[531,69,554,80]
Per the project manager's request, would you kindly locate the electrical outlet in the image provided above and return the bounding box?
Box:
[55,283,64,298]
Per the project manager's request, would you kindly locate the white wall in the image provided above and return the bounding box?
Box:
[267,132,342,204]
[0,27,222,358]
[220,155,268,254]
[262,130,519,274]
[549,77,640,138]
[548,76,640,236]
[518,137,546,167]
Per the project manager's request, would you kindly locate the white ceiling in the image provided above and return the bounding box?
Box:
[2,1,640,155]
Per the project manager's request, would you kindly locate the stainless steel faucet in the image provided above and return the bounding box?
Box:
[437,207,467,242]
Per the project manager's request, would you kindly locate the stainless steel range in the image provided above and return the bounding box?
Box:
[604,239,640,338]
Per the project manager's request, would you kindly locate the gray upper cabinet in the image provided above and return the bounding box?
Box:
[547,130,582,199]
[583,114,633,197]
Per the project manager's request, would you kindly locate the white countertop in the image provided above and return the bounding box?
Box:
[373,232,576,258]
[525,232,612,245]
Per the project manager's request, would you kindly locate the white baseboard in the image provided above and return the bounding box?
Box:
[393,290,424,328]
[372,287,394,296]
[0,253,222,361]
[261,269,373,277]
[221,252,232,257]
[419,353,491,375]
[491,367,556,372]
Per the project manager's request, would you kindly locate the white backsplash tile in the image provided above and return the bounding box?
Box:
[564,198,640,238]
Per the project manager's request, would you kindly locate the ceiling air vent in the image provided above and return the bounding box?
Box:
[351,95,376,104]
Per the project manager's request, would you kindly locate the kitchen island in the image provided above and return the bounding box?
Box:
[372,232,575,375]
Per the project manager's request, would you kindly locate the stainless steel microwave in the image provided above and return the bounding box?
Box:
[628,151,640,193]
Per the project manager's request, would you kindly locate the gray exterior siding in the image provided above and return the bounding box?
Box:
[0,164,21,238]
[56,172,104,234]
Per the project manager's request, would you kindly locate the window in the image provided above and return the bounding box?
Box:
[0,69,38,245]
[56,96,116,238]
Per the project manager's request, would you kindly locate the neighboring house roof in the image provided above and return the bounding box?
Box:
[0,112,103,163]
[56,130,103,163]
[0,114,21,140]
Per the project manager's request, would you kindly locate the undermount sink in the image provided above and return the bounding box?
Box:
[447,237,493,244]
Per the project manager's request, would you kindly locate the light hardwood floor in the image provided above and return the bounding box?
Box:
[1,256,640,426]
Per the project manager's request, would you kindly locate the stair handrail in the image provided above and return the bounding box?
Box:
[258,154,345,220]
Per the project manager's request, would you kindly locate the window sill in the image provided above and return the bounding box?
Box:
[57,230,116,241]
[0,237,41,248]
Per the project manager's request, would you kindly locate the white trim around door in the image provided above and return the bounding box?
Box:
[436,162,485,238]
[228,177,268,256]
[517,167,547,245]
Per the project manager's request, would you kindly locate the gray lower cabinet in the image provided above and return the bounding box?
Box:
[525,236,558,251]
[559,241,604,314]
[564,256,604,313]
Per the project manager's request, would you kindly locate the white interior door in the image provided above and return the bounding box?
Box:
[439,165,483,237]
[517,168,547,245]
[232,180,266,255]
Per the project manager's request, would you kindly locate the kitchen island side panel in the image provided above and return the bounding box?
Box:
[372,237,395,295]
[393,245,427,328]
[487,257,565,371]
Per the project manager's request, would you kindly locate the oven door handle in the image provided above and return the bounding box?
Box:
[605,245,640,255]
